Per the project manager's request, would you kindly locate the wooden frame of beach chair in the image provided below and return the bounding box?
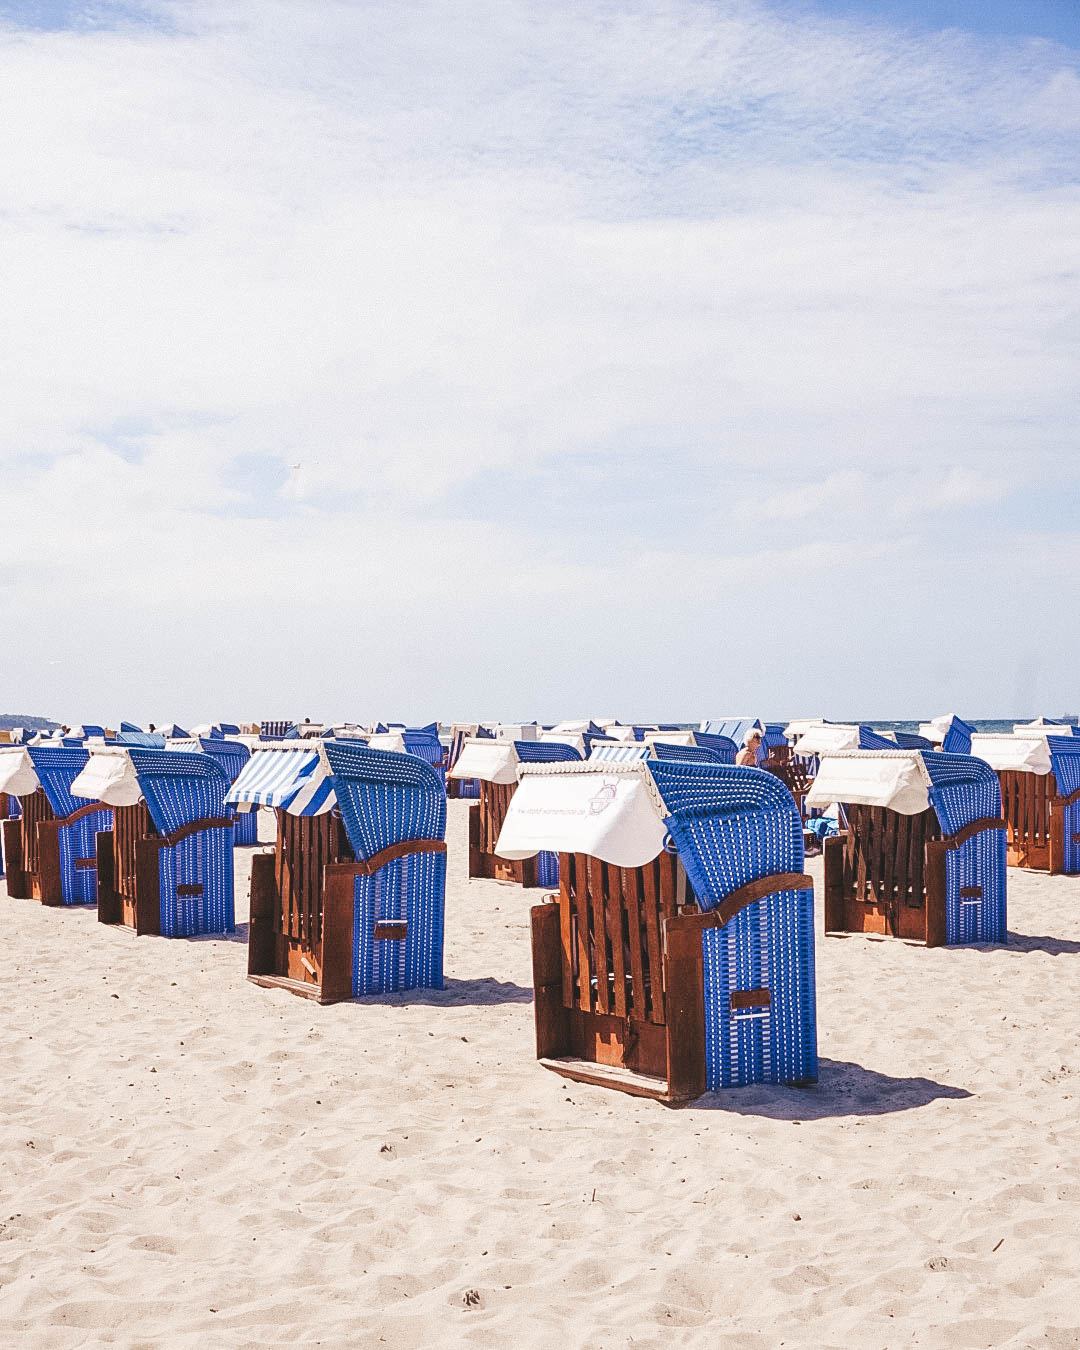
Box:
[997,773,1077,873]
[998,771,1080,875]
[466,740,582,888]
[1,747,113,906]
[241,742,448,1003]
[517,761,817,1105]
[91,750,236,937]
[821,752,1007,946]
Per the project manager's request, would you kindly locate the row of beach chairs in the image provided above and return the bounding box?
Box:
[2,716,1077,1107]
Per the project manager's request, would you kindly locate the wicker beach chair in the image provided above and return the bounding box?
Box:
[813,750,1007,945]
[167,736,259,845]
[452,737,581,887]
[919,715,976,756]
[75,747,235,936]
[231,741,447,1002]
[0,745,114,905]
[970,733,1080,874]
[498,760,817,1104]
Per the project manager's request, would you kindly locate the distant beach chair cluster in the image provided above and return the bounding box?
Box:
[2,712,1078,1106]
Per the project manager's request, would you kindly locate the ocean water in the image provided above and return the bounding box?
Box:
[865,718,1077,736]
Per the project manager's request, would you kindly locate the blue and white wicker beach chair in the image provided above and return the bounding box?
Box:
[230,741,447,1002]
[970,733,1080,874]
[451,736,581,887]
[918,715,976,756]
[0,745,113,905]
[892,732,937,751]
[74,747,235,936]
[812,750,1007,945]
[498,759,817,1103]
[167,736,258,845]
[259,720,297,740]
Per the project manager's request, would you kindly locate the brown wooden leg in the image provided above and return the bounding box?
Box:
[662,918,707,1105]
[134,840,162,935]
[1049,803,1065,876]
[319,866,355,1004]
[96,832,122,925]
[823,834,845,934]
[467,803,482,878]
[37,822,63,906]
[531,902,568,1060]
[3,818,30,899]
[924,841,947,948]
[247,852,277,977]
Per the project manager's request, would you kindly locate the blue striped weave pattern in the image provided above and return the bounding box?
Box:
[646,762,816,1090]
[920,752,1006,943]
[126,750,235,936]
[321,743,446,996]
[27,746,111,905]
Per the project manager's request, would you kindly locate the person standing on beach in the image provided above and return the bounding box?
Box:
[736,728,762,766]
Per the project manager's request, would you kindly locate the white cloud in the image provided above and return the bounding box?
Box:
[0,0,1076,719]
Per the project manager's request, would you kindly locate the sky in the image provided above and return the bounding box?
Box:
[0,0,1077,726]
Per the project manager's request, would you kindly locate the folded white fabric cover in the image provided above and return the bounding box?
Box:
[70,747,143,807]
[496,761,668,868]
[970,735,1053,774]
[449,738,519,784]
[806,751,932,815]
[0,747,42,797]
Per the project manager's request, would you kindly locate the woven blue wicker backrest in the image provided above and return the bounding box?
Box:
[196,737,251,782]
[940,719,975,755]
[762,724,788,749]
[323,742,446,861]
[1047,737,1080,797]
[650,743,722,764]
[647,762,804,909]
[694,732,738,763]
[117,732,167,748]
[921,752,1002,835]
[516,741,582,763]
[701,718,759,744]
[401,730,444,766]
[26,746,91,816]
[893,732,935,751]
[127,749,231,834]
[857,727,897,750]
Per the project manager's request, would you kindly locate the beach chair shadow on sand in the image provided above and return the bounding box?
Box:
[687,1058,972,1120]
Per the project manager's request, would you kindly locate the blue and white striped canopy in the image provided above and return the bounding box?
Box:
[225,745,335,815]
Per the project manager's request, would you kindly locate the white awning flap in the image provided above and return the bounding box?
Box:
[970,734,1053,774]
[806,751,932,815]
[783,718,827,741]
[794,724,863,755]
[70,747,143,807]
[367,732,406,754]
[603,725,638,741]
[495,761,669,868]
[0,746,41,797]
[918,713,959,743]
[495,724,537,741]
[643,729,695,747]
[539,730,586,755]
[449,738,519,784]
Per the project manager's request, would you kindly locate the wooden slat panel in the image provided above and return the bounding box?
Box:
[587,854,607,1015]
[624,864,647,1021]
[607,864,628,1020]
[572,854,592,1014]
[558,853,576,1009]
[640,855,665,1025]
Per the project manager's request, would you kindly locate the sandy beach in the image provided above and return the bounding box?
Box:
[2,800,1079,1350]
